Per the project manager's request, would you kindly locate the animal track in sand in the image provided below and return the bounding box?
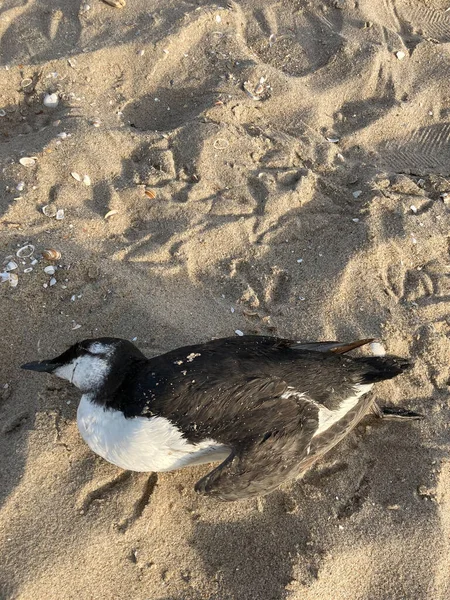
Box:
[78,470,158,531]
[78,471,133,513]
[117,473,158,533]
[0,92,74,143]
[336,473,371,520]
[382,258,449,308]
[2,411,30,434]
[245,4,344,77]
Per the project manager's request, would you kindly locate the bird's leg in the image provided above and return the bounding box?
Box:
[372,402,424,420]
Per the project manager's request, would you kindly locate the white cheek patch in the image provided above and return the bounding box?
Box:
[53,360,77,383]
[54,355,110,391]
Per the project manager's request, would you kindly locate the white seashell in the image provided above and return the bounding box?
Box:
[55,209,65,220]
[297,259,303,263]
[16,181,25,191]
[16,244,35,258]
[0,109,6,117]
[410,205,418,214]
[235,329,244,336]
[19,157,36,167]
[43,204,57,217]
[23,267,33,273]
[6,261,18,271]
[71,171,82,181]
[83,174,91,186]
[352,218,360,222]
[9,273,18,287]
[369,342,386,357]
[396,51,406,60]
[104,209,119,219]
[353,190,362,198]
[43,93,59,108]
[49,277,57,286]
[326,137,340,143]
[92,118,101,127]
[72,323,82,330]
[1,272,10,283]
[44,266,56,275]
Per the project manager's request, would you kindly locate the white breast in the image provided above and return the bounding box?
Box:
[313,383,373,438]
[76,395,230,472]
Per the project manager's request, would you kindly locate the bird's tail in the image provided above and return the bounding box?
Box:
[356,355,412,384]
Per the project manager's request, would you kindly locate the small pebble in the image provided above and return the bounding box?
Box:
[56,209,65,220]
[71,172,82,182]
[49,277,57,286]
[353,190,362,198]
[44,266,56,275]
[410,205,418,214]
[235,329,244,336]
[369,341,386,357]
[43,93,59,108]
[396,51,406,60]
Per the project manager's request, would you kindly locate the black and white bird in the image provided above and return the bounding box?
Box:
[21,336,422,501]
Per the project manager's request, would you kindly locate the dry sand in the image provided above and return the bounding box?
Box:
[1,0,450,598]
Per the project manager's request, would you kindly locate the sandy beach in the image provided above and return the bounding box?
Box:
[1,0,449,598]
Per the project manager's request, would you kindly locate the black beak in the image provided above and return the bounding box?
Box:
[21,360,60,373]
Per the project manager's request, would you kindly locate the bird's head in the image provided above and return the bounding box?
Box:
[21,338,145,394]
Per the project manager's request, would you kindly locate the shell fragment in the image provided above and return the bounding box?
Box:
[16,244,35,258]
[19,157,36,167]
[43,204,57,217]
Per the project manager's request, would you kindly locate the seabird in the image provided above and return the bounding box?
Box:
[22,336,422,501]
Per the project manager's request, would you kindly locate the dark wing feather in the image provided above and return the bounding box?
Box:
[194,393,319,501]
